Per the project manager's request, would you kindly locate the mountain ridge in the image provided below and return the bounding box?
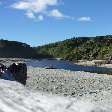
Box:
[0,39,38,58]
[0,35,112,60]
[35,35,112,61]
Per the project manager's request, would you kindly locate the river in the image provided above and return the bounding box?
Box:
[27,59,112,74]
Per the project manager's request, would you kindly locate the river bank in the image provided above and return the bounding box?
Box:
[0,63,112,111]
[75,60,112,69]
[26,66,112,108]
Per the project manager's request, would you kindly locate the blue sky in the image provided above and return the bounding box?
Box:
[0,0,112,46]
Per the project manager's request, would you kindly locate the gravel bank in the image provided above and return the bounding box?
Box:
[26,66,112,107]
[75,60,112,68]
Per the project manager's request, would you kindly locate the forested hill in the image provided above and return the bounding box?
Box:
[35,35,112,61]
[0,39,38,58]
[1,35,112,60]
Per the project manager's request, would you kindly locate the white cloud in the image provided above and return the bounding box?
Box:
[78,17,91,21]
[49,9,73,19]
[25,12,43,21]
[38,15,43,21]
[11,0,73,21]
[11,0,58,13]
[25,12,36,19]
[50,9,64,18]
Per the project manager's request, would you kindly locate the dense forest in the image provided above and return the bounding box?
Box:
[35,35,112,61]
[0,35,112,60]
[0,39,38,58]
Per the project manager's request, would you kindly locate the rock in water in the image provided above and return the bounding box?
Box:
[9,63,27,85]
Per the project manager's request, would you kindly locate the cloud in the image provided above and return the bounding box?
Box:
[25,12,36,19]
[11,0,58,13]
[78,17,91,22]
[38,15,43,21]
[25,12,43,21]
[11,0,73,21]
[48,9,74,19]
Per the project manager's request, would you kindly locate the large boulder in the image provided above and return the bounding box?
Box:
[8,63,27,85]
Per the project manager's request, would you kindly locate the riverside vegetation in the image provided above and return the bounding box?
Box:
[35,35,112,62]
[0,39,38,58]
[0,35,112,62]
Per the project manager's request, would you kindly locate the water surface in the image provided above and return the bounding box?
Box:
[27,60,112,74]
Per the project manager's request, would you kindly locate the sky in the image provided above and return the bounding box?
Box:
[0,0,112,46]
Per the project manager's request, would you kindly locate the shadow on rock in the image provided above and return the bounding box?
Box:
[0,63,27,85]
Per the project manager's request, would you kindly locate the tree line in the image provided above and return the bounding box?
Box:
[35,35,112,61]
[0,39,38,58]
[0,35,112,61]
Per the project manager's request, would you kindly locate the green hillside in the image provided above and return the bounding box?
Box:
[0,39,38,58]
[35,35,112,61]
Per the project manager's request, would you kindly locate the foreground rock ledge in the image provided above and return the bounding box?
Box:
[0,79,112,112]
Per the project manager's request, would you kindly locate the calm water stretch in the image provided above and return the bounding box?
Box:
[27,60,112,74]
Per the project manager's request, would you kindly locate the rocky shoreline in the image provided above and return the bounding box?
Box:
[75,60,112,68]
[0,61,112,111]
[26,66,112,107]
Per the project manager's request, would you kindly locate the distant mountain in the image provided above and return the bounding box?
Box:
[35,35,112,61]
[0,39,37,58]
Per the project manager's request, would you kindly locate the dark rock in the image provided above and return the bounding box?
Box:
[9,63,27,85]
